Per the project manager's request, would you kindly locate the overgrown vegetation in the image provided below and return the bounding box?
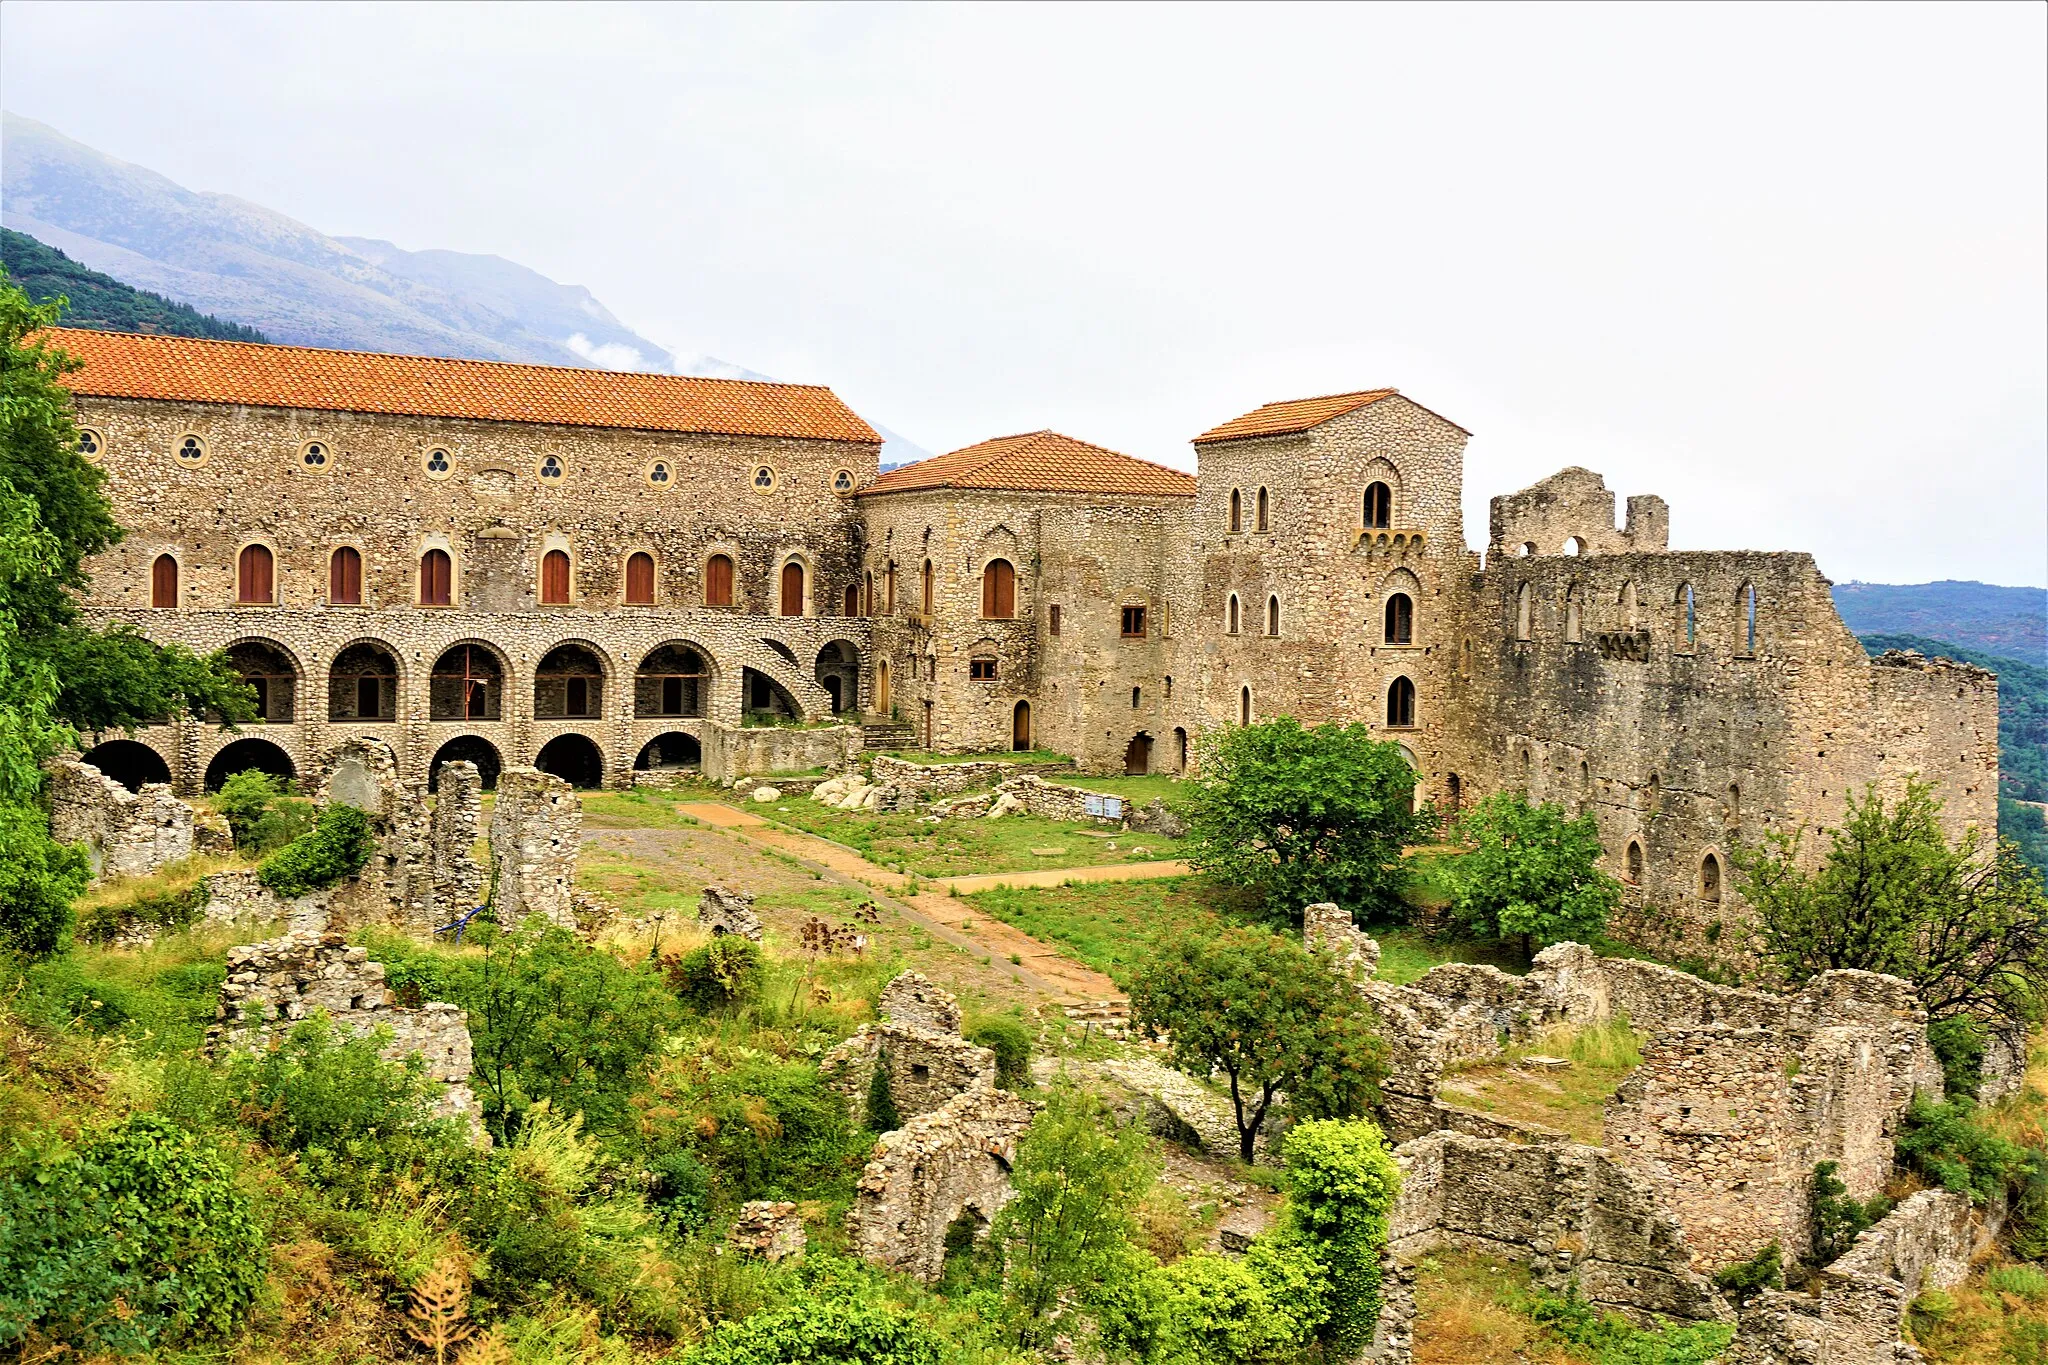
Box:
[1444,791,1621,961]
[0,227,271,342]
[258,802,375,896]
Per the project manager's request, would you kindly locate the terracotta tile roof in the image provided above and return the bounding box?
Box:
[39,327,880,444]
[859,429,1196,499]
[1193,389,1402,444]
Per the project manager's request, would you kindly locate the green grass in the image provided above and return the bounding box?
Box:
[962,874,1265,986]
[1367,926,1529,984]
[753,797,1185,877]
[1436,1019,1643,1142]
[1057,773,1186,804]
[878,748,1073,766]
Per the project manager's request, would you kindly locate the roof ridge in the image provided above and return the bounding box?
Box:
[40,326,838,395]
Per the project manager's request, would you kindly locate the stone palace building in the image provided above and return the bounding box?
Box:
[50,327,1999,949]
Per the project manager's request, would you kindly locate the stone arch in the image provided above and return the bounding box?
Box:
[636,731,702,772]
[430,641,508,721]
[742,667,803,721]
[637,641,714,719]
[430,735,502,792]
[535,641,607,719]
[205,736,296,793]
[1699,850,1723,903]
[816,639,861,715]
[329,638,402,722]
[535,733,604,789]
[1563,536,1585,556]
[1124,731,1154,775]
[80,739,172,792]
[225,637,301,723]
[1386,675,1416,728]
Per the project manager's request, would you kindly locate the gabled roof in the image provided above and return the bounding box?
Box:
[1193,389,1402,445]
[38,327,881,444]
[859,429,1196,498]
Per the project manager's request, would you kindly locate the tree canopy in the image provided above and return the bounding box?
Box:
[1444,791,1622,959]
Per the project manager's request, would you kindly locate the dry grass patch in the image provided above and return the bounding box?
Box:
[1437,1019,1643,1143]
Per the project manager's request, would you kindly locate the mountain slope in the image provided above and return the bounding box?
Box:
[1833,580,2045,666]
[1,227,268,342]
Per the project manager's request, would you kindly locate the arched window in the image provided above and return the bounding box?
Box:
[1563,536,1584,556]
[863,570,875,616]
[1676,584,1695,649]
[922,560,934,615]
[419,548,452,606]
[1727,783,1741,825]
[1265,595,1280,636]
[885,563,897,614]
[1384,592,1413,645]
[1626,841,1643,884]
[843,582,859,616]
[1363,482,1391,529]
[540,549,572,605]
[705,554,735,608]
[1620,579,1638,625]
[625,552,656,605]
[1565,584,1582,642]
[1740,582,1758,653]
[150,554,178,609]
[780,561,804,617]
[1515,582,1532,640]
[1239,685,1252,725]
[1255,487,1270,532]
[1386,676,1415,728]
[1228,489,1242,533]
[329,546,362,605]
[981,559,1016,619]
[1227,594,1240,634]
[1700,852,1722,902]
[1519,747,1533,781]
[237,544,274,605]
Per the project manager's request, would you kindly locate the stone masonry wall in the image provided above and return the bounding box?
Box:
[846,1087,1036,1284]
[490,766,580,930]
[701,723,861,783]
[821,972,996,1128]
[47,758,194,880]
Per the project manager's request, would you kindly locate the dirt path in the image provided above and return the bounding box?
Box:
[674,800,1125,1003]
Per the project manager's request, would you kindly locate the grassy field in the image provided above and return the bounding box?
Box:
[1435,1019,1643,1143]
[962,874,1263,985]
[753,796,1187,877]
[1057,773,1187,804]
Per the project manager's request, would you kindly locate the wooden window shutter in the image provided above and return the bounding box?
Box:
[706,554,734,607]
[421,549,452,605]
[238,544,273,604]
[780,562,804,616]
[540,550,572,604]
[330,546,362,604]
[983,560,1014,618]
[625,552,655,605]
[151,554,178,608]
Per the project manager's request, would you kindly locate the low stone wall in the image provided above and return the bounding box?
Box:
[994,773,1123,824]
[870,754,1073,799]
[202,870,332,936]
[1390,1131,1730,1323]
[47,759,194,880]
[702,723,861,783]
[1723,1191,1972,1364]
[846,1087,1037,1284]
[490,766,580,931]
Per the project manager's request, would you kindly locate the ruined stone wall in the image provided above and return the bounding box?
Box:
[490,766,580,930]
[846,1087,1036,1284]
[701,723,861,782]
[46,758,194,879]
[202,870,332,936]
[821,972,995,1127]
[1487,467,1668,558]
[868,754,1074,798]
[429,760,485,926]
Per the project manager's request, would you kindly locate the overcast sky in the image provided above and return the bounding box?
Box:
[3,1,2043,586]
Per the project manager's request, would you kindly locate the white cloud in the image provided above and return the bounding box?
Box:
[563,333,646,372]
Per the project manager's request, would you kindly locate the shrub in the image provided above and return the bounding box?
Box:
[1988,1262,2048,1300]
[669,935,765,1011]
[1898,1097,2032,1205]
[865,1047,902,1133]
[1279,1117,1403,1357]
[0,1114,267,1353]
[966,1014,1033,1090]
[1712,1242,1784,1305]
[685,1291,942,1365]
[1926,1013,1987,1098]
[213,768,284,848]
[1523,1284,1734,1364]
[690,1056,863,1200]
[258,802,374,897]
[645,1146,712,1231]
[0,801,88,956]
[1121,1241,1331,1365]
[1810,1161,1891,1265]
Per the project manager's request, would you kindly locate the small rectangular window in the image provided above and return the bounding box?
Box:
[1049,604,1062,636]
[969,657,999,681]
[1121,605,1147,638]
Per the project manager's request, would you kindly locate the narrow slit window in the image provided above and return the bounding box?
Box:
[1228,489,1242,533]
[1256,486,1270,531]
[1265,595,1280,636]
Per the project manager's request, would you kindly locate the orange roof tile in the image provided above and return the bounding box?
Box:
[1193,389,1401,444]
[859,430,1195,499]
[38,327,880,444]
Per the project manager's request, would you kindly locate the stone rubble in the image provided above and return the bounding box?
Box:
[697,883,764,941]
[728,1201,806,1262]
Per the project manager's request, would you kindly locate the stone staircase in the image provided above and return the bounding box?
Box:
[860,718,916,751]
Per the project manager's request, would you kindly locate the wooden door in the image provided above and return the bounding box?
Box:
[780,562,804,616]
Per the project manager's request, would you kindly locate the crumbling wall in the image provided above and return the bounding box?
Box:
[47,758,194,880]
[870,755,1071,798]
[701,723,862,783]
[697,884,764,941]
[1304,902,1380,980]
[1723,1191,1972,1365]
[729,1201,806,1262]
[202,870,332,936]
[993,773,1124,824]
[490,766,580,930]
[429,759,485,928]
[1487,467,1668,558]
[313,738,435,930]
[1390,1131,1730,1323]
[822,971,996,1128]
[846,1087,1036,1284]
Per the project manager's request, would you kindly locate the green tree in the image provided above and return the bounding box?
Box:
[1278,1117,1403,1357]
[865,1047,902,1133]
[1177,717,1432,918]
[258,803,375,896]
[1445,791,1622,960]
[991,1083,1158,1344]
[1129,926,1387,1161]
[1734,781,2048,1045]
[685,1291,941,1365]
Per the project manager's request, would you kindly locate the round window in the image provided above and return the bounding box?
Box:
[539,455,566,483]
[424,447,453,479]
[832,467,855,494]
[174,433,208,466]
[645,458,674,488]
[752,465,777,492]
[76,427,105,462]
[300,440,330,470]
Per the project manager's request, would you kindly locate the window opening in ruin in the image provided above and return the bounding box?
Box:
[1385,592,1414,645]
[981,559,1016,618]
[1125,732,1153,775]
[1229,488,1242,532]
[1700,852,1722,902]
[1515,582,1532,640]
[329,642,398,722]
[1741,582,1757,653]
[886,564,897,614]
[431,644,502,721]
[1519,747,1532,780]
[150,554,178,608]
[1266,595,1280,636]
[77,427,103,460]
[1386,676,1415,728]
[1363,481,1391,529]
[1620,580,1638,625]
[843,582,859,616]
[1013,700,1032,750]
[176,433,207,465]
[1676,583,1695,649]
[922,560,934,615]
[1240,686,1252,725]
[1565,584,1583,642]
[877,658,892,712]
[780,561,805,617]
[1627,841,1643,883]
[705,554,735,608]
[1165,675,1173,699]
[922,699,933,749]
[625,552,656,605]
[1131,686,1141,707]
[540,549,572,605]
[1564,536,1584,556]
[420,548,453,606]
[203,736,294,793]
[329,546,362,605]
[1175,726,1189,772]
[970,656,998,681]
[862,570,874,615]
[1446,772,1462,813]
[635,732,701,772]
[1256,487,1270,531]
[237,544,275,604]
[638,644,709,718]
[1227,594,1240,634]
[1049,604,1062,636]
[1727,783,1741,824]
[539,455,565,483]
[425,447,452,477]
[81,739,171,792]
[1518,541,1535,557]
[1122,604,1148,638]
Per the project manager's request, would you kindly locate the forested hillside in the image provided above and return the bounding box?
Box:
[1,228,268,342]
[1837,581,2046,665]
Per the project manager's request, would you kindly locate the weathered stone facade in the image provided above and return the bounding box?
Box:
[846,1086,1037,1284]
[490,766,580,930]
[46,758,194,880]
